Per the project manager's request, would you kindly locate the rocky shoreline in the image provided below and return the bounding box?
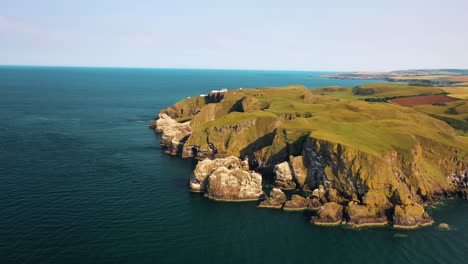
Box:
[150,86,468,229]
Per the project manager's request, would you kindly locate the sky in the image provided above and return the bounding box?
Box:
[0,0,467,71]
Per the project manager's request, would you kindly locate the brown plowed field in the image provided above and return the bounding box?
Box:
[390,95,458,107]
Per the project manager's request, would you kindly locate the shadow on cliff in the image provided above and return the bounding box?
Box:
[239,131,276,158]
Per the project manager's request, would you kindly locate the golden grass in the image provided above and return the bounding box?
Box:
[441,87,468,99]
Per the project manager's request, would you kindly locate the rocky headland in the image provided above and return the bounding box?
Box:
[151,85,468,229]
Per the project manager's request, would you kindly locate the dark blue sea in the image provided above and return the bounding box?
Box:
[0,66,466,263]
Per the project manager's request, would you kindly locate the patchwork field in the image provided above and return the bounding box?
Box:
[390,95,458,107]
[310,83,468,133]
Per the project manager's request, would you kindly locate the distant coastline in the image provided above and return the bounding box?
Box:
[321,69,468,86]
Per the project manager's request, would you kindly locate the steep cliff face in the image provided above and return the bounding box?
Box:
[153,86,468,228]
[301,136,466,203]
[303,136,467,227]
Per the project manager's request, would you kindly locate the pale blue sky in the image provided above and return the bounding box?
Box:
[1,0,467,71]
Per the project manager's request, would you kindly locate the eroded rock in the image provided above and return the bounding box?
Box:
[283,194,322,211]
[346,191,391,227]
[290,156,308,188]
[393,203,433,229]
[346,202,388,227]
[438,223,451,230]
[311,202,344,226]
[205,167,263,201]
[258,188,286,209]
[274,161,296,190]
[155,113,192,155]
[191,156,244,192]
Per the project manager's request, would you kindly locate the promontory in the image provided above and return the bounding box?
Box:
[151,83,468,229]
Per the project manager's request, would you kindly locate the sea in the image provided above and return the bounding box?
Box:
[0,66,466,264]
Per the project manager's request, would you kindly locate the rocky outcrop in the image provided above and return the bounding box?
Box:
[189,156,262,201]
[345,202,388,227]
[155,114,192,155]
[205,166,263,201]
[283,194,322,211]
[190,156,249,192]
[289,156,309,190]
[258,188,286,209]
[448,170,468,199]
[311,202,344,226]
[345,191,390,227]
[274,162,296,190]
[438,223,451,230]
[393,203,433,229]
[311,185,327,202]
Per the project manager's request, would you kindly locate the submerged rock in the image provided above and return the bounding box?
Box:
[393,203,433,229]
[283,194,322,211]
[311,202,344,226]
[258,188,287,209]
[205,167,263,201]
[393,233,408,238]
[438,223,451,230]
[274,162,296,190]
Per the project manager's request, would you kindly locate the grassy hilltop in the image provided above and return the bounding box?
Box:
[162,84,467,159]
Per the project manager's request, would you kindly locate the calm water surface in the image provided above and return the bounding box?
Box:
[0,67,466,263]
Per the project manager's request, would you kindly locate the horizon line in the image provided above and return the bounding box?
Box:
[1,64,467,73]
[0,64,349,73]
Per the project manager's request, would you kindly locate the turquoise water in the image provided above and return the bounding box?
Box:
[0,66,466,263]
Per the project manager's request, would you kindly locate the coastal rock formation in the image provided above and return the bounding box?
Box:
[191,156,248,192]
[448,170,468,199]
[393,203,433,229]
[438,223,451,230]
[205,166,263,201]
[311,202,344,226]
[289,156,309,190]
[258,188,286,209]
[346,203,388,227]
[283,194,322,211]
[311,185,327,203]
[345,191,390,227]
[274,162,296,190]
[154,113,192,155]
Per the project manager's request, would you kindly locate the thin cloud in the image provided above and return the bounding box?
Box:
[0,15,64,42]
[133,34,158,47]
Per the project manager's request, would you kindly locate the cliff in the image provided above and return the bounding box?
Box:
[152,85,468,228]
